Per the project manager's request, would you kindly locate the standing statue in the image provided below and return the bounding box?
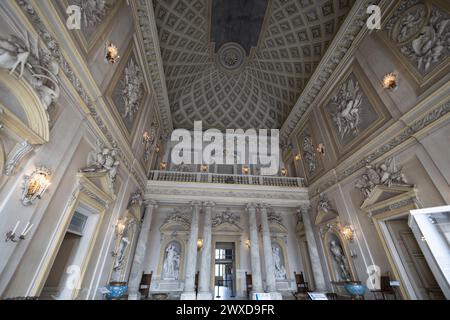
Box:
[272,246,287,280]
[114,233,130,271]
[162,243,180,280]
[330,240,351,281]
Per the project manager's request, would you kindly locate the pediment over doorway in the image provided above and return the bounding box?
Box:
[360,185,418,217]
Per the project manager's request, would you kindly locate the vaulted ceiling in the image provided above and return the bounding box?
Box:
[153,0,355,130]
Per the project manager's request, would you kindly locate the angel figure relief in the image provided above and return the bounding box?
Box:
[81,140,120,184]
[331,78,363,140]
[0,32,60,110]
[356,158,410,199]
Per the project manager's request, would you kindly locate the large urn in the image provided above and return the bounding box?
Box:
[105,282,128,300]
[344,281,366,300]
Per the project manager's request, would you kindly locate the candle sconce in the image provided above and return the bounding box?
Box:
[5,221,33,243]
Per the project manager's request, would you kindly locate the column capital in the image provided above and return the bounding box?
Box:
[246,203,257,211]
[259,203,272,210]
[203,201,216,208]
[144,199,158,208]
[190,200,202,207]
[298,203,311,215]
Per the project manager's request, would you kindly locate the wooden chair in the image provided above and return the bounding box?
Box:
[138,271,152,299]
[245,272,253,299]
[371,276,397,300]
[294,272,309,293]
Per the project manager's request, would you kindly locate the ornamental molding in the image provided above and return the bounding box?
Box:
[280,0,390,144]
[130,0,173,139]
[14,0,146,189]
[310,99,450,198]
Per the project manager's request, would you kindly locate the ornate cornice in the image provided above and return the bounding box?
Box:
[15,0,146,189]
[280,0,389,143]
[310,99,450,198]
[131,0,173,138]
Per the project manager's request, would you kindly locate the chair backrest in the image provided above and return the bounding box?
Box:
[294,272,305,285]
[245,272,252,286]
[380,276,391,291]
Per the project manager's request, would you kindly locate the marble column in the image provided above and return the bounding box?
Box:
[260,204,278,295]
[299,205,327,291]
[128,200,158,300]
[197,202,215,300]
[181,201,201,300]
[247,203,263,295]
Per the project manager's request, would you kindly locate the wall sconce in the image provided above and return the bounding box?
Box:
[160,162,167,171]
[105,42,120,64]
[281,168,288,177]
[5,221,34,243]
[242,166,249,175]
[155,144,160,154]
[142,131,151,144]
[295,153,301,161]
[197,239,203,250]
[115,218,128,238]
[316,143,325,156]
[340,225,355,241]
[201,164,208,172]
[245,239,251,248]
[382,72,398,91]
[21,167,51,206]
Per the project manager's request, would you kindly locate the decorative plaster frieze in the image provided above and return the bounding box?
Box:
[131,0,173,138]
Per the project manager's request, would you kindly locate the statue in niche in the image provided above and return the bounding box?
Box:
[356,157,410,199]
[113,227,131,271]
[81,140,120,183]
[272,246,287,280]
[329,240,351,282]
[162,243,180,280]
[331,78,363,140]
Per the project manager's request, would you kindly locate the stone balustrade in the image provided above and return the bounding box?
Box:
[148,170,305,188]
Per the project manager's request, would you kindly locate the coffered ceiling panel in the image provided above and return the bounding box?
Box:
[153,0,355,130]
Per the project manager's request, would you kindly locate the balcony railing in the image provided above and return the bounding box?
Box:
[149,170,305,188]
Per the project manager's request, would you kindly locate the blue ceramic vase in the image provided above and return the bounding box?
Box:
[105,282,128,300]
[344,282,366,298]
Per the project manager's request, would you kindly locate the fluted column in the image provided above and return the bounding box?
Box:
[197,202,215,300]
[247,203,263,294]
[181,201,201,300]
[299,205,326,291]
[260,204,277,292]
[128,200,158,300]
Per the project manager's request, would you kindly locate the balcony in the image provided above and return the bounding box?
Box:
[148,170,305,188]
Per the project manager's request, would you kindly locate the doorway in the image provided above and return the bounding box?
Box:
[214,242,236,300]
[40,205,100,300]
[384,217,445,300]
